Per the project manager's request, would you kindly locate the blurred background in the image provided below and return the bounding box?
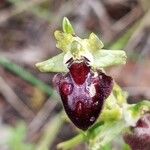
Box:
[0,0,150,149]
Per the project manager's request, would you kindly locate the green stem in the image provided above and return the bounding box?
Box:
[57,133,86,150]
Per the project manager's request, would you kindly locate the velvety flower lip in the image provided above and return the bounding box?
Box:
[53,58,113,130]
[124,113,150,150]
[68,60,91,85]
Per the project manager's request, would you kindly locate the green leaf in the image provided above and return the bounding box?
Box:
[89,121,126,150]
[62,17,75,34]
[93,50,127,68]
[35,52,68,72]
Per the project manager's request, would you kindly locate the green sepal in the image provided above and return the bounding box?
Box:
[36,49,127,73]
[93,49,127,68]
[62,17,75,35]
[35,52,68,72]
[36,17,127,73]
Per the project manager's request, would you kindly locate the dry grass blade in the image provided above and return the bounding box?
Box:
[112,5,143,32]
[28,99,57,139]
[0,76,35,120]
[36,112,64,150]
[125,9,150,51]
[0,57,53,96]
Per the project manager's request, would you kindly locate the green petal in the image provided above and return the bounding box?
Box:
[35,52,68,72]
[93,50,127,68]
[88,33,104,51]
[54,30,74,52]
[62,17,75,35]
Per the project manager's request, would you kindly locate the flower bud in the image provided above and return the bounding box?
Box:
[124,113,150,150]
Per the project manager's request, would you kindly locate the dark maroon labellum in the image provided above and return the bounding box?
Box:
[124,114,150,150]
[53,58,113,130]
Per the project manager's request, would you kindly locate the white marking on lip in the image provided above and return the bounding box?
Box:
[90,116,95,122]
[89,84,96,97]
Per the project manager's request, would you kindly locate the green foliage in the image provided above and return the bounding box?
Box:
[129,100,150,120]
[89,121,125,150]
[9,122,35,150]
[123,144,132,150]
[101,143,112,150]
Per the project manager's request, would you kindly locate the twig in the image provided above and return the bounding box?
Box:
[28,99,57,138]
[36,111,64,150]
[128,35,150,87]
[112,5,143,34]
[0,57,54,96]
[88,0,114,41]
[0,76,35,120]
[125,9,150,51]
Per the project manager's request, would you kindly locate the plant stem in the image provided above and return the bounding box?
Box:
[57,133,85,150]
